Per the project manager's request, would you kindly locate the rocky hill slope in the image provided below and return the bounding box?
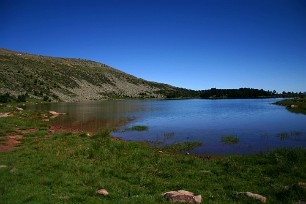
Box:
[0,48,194,102]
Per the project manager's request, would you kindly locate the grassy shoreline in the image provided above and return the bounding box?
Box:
[1,102,306,203]
[274,95,306,115]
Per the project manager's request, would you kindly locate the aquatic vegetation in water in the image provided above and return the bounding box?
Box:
[119,125,149,132]
[126,125,149,131]
[276,132,304,140]
[221,135,240,144]
[163,132,175,139]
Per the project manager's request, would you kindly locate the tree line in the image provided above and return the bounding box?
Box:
[157,88,304,99]
[199,88,274,99]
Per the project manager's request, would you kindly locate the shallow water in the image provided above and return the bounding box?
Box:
[28,99,306,155]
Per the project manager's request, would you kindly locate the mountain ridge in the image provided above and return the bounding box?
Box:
[0,48,192,102]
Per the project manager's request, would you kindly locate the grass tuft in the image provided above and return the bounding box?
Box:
[126,125,149,131]
[221,135,240,144]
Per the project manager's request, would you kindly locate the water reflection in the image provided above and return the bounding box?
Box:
[27,101,146,132]
[27,99,306,155]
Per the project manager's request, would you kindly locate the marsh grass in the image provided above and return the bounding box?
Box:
[221,135,240,144]
[277,132,304,140]
[126,125,149,131]
[0,109,306,203]
[163,132,175,139]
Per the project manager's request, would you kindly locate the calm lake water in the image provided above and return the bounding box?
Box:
[28,99,306,155]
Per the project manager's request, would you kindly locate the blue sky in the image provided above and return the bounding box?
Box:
[1,0,305,92]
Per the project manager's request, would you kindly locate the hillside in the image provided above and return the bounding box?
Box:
[0,48,195,102]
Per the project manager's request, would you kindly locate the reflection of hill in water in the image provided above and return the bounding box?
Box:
[27,101,146,132]
[52,117,134,132]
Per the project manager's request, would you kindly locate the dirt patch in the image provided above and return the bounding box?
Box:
[0,135,23,152]
[0,112,14,118]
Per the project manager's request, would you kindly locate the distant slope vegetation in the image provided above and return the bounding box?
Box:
[0,48,290,102]
[0,48,195,102]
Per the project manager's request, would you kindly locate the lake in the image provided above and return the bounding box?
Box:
[27,99,306,155]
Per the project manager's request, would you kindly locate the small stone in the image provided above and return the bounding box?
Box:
[96,189,109,196]
[162,190,202,203]
[49,111,60,116]
[16,107,23,111]
[0,165,8,168]
[49,111,65,118]
[238,192,266,203]
[158,150,163,154]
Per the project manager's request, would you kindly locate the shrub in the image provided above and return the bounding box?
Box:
[16,94,27,102]
[0,93,12,103]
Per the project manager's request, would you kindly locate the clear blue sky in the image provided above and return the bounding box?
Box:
[1,0,305,93]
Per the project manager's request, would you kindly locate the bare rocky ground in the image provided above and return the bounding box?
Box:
[52,77,164,102]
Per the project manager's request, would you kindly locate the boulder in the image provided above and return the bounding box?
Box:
[49,111,65,118]
[162,190,202,203]
[96,189,109,196]
[49,111,65,115]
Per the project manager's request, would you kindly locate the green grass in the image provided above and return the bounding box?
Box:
[275,96,306,115]
[221,136,240,144]
[0,132,6,137]
[0,137,7,144]
[0,117,48,135]
[126,125,149,131]
[0,110,306,203]
[161,141,202,152]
